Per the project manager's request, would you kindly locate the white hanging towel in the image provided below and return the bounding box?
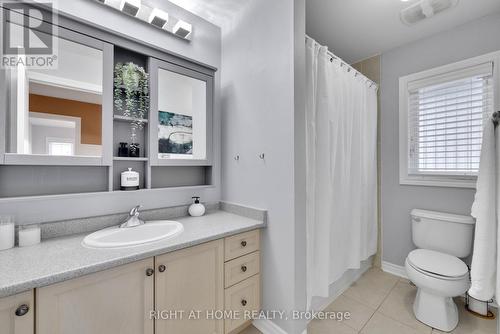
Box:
[469,119,499,302]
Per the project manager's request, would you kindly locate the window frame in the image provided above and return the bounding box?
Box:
[399,51,500,188]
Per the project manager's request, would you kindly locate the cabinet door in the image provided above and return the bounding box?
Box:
[155,239,224,334]
[37,258,154,334]
[224,275,261,334]
[0,290,34,334]
[149,58,214,167]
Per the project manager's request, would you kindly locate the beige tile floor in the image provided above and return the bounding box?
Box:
[240,268,497,334]
[239,325,262,334]
[313,269,497,334]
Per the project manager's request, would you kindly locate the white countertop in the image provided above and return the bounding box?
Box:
[0,210,265,298]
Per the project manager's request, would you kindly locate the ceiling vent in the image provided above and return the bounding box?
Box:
[401,0,459,25]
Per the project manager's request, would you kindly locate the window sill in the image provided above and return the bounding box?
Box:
[399,176,477,189]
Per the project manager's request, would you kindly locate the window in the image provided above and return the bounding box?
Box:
[46,138,74,156]
[399,54,498,188]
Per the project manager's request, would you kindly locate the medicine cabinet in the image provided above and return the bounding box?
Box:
[0,5,216,198]
[149,59,213,166]
[4,26,112,166]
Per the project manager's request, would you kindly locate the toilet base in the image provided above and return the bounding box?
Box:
[413,289,459,332]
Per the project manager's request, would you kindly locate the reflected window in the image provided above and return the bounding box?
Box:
[47,138,74,156]
[10,34,103,157]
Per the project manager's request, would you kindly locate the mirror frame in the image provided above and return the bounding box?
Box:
[149,58,214,167]
[1,18,114,166]
[0,2,218,202]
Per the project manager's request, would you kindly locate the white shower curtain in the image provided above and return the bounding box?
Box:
[305,37,378,308]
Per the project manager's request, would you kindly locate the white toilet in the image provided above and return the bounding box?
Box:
[405,209,475,332]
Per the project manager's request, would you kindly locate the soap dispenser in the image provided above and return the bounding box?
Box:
[188,197,206,217]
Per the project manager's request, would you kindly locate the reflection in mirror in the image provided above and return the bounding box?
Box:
[157,69,206,160]
[10,35,103,157]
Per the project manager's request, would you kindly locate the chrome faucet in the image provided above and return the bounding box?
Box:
[120,205,145,228]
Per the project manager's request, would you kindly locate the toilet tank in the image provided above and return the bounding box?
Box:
[411,209,475,258]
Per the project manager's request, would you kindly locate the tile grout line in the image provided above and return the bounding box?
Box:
[357,276,400,333]
[376,279,435,334]
[338,274,394,332]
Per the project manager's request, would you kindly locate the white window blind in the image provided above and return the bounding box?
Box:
[407,62,494,177]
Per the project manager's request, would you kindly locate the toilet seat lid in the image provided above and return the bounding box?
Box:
[407,249,468,278]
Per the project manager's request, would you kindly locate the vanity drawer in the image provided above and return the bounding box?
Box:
[224,275,260,334]
[224,230,260,261]
[224,251,260,288]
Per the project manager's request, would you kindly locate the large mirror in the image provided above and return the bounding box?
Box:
[157,68,207,160]
[9,34,103,157]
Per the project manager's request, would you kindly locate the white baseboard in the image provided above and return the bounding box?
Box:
[381,261,408,279]
[253,319,288,334]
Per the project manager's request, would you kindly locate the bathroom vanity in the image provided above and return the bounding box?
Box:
[0,209,264,334]
[0,4,262,333]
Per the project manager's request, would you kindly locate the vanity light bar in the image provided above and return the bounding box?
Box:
[120,0,141,17]
[148,8,169,29]
[173,20,192,38]
[94,0,193,41]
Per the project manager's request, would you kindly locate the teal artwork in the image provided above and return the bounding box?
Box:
[158,111,193,156]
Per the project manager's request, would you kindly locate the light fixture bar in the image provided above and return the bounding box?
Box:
[149,8,169,29]
[173,20,192,38]
[95,0,192,41]
[120,0,141,17]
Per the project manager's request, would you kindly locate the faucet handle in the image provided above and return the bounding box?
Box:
[130,205,142,216]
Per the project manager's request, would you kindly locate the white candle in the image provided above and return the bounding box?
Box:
[0,222,15,251]
[19,226,41,247]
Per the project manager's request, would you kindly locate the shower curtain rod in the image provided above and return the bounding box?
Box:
[305,35,379,89]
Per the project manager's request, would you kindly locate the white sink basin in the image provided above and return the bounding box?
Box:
[82,220,184,249]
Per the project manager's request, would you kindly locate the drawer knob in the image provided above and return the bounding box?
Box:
[241,240,247,247]
[146,268,154,276]
[241,299,247,307]
[241,265,247,272]
[158,265,166,273]
[15,304,29,317]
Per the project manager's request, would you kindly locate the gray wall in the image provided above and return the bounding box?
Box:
[293,0,307,332]
[381,13,500,267]
[220,0,306,333]
[0,0,222,223]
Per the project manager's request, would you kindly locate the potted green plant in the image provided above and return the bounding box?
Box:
[114,62,149,130]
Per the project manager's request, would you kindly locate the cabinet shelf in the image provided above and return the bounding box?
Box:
[113,115,149,123]
[113,157,149,161]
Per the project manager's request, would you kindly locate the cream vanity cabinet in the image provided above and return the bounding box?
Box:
[0,290,34,334]
[36,258,155,334]
[33,230,260,334]
[155,239,224,334]
[224,230,261,334]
